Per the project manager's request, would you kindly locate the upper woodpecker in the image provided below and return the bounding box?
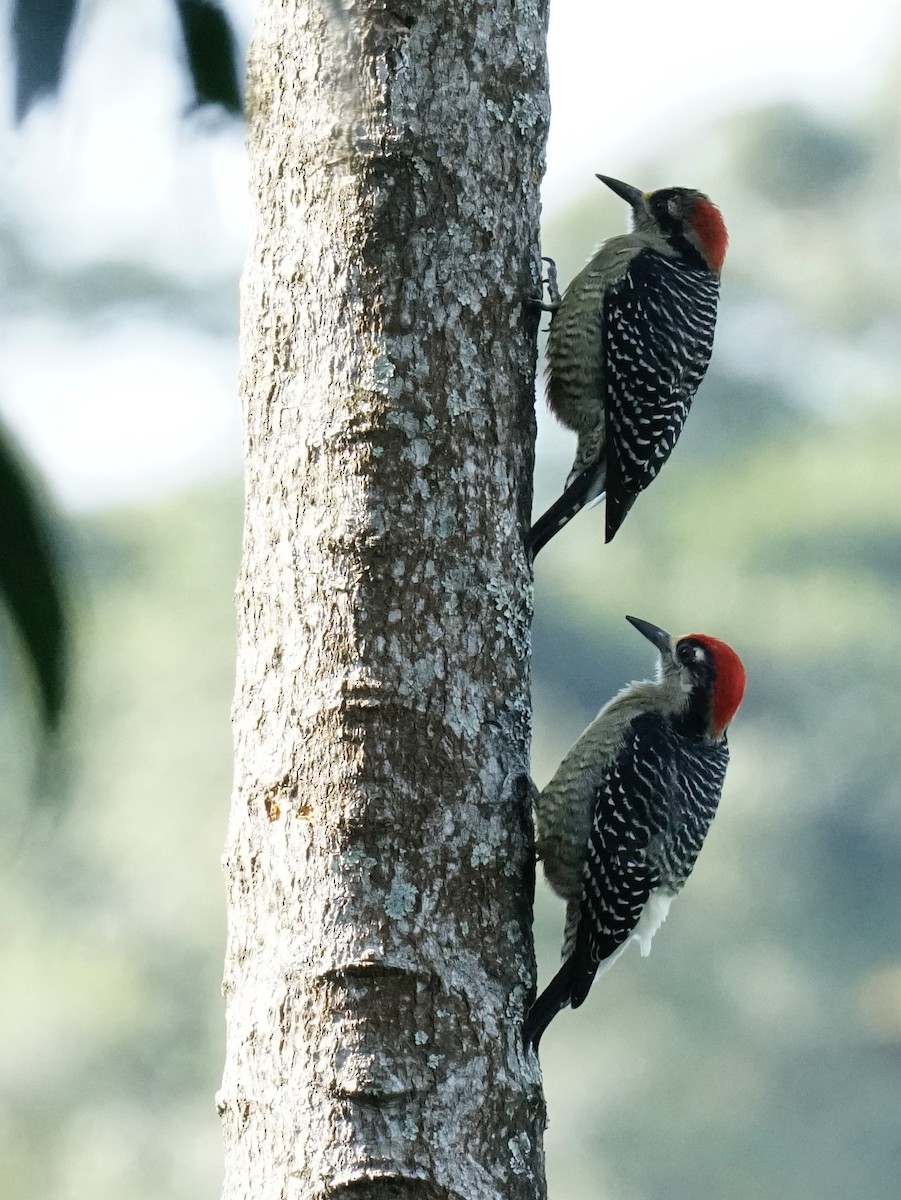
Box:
[529,175,728,557]
[523,615,746,1051]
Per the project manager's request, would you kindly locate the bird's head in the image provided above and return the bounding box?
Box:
[626,615,746,739]
[597,174,728,275]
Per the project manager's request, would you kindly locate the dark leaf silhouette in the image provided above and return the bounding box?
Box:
[0,424,69,730]
[11,0,243,121]
[11,0,78,120]
[174,0,243,114]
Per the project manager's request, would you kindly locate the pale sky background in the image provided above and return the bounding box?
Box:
[1,0,899,510]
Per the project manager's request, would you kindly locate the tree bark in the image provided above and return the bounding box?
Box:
[220,2,549,1196]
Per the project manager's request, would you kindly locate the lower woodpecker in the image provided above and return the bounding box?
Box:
[524,614,746,1050]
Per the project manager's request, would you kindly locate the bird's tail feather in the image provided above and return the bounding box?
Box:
[527,466,605,559]
[522,957,574,1052]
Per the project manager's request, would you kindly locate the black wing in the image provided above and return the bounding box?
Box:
[567,721,663,1007]
[602,250,719,541]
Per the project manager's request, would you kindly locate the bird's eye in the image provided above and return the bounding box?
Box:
[677,640,706,666]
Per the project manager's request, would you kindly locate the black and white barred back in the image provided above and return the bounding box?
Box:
[568,709,729,1007]
[603,251,720,540]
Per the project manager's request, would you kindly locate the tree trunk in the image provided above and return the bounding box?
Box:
[220,2,549,1196]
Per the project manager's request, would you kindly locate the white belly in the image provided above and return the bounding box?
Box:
[631,887,676,957]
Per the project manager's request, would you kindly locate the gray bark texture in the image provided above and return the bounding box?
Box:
[220,1,550,1197]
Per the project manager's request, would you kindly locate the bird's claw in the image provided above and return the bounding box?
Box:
[530,255,562,315]
[541,256,562,307]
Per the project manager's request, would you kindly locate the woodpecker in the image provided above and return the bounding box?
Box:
[524,615,746,1051]
[529,175,728,557]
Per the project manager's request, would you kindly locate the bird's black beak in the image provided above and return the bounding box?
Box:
[625,615,673,656]
[596,174,645,210]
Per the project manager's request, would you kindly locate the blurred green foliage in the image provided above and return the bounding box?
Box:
[0,484,241,1199]
[2,95,901,1200]
[532,93,901,1200]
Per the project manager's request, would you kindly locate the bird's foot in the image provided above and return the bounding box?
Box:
[530,255,561,318]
